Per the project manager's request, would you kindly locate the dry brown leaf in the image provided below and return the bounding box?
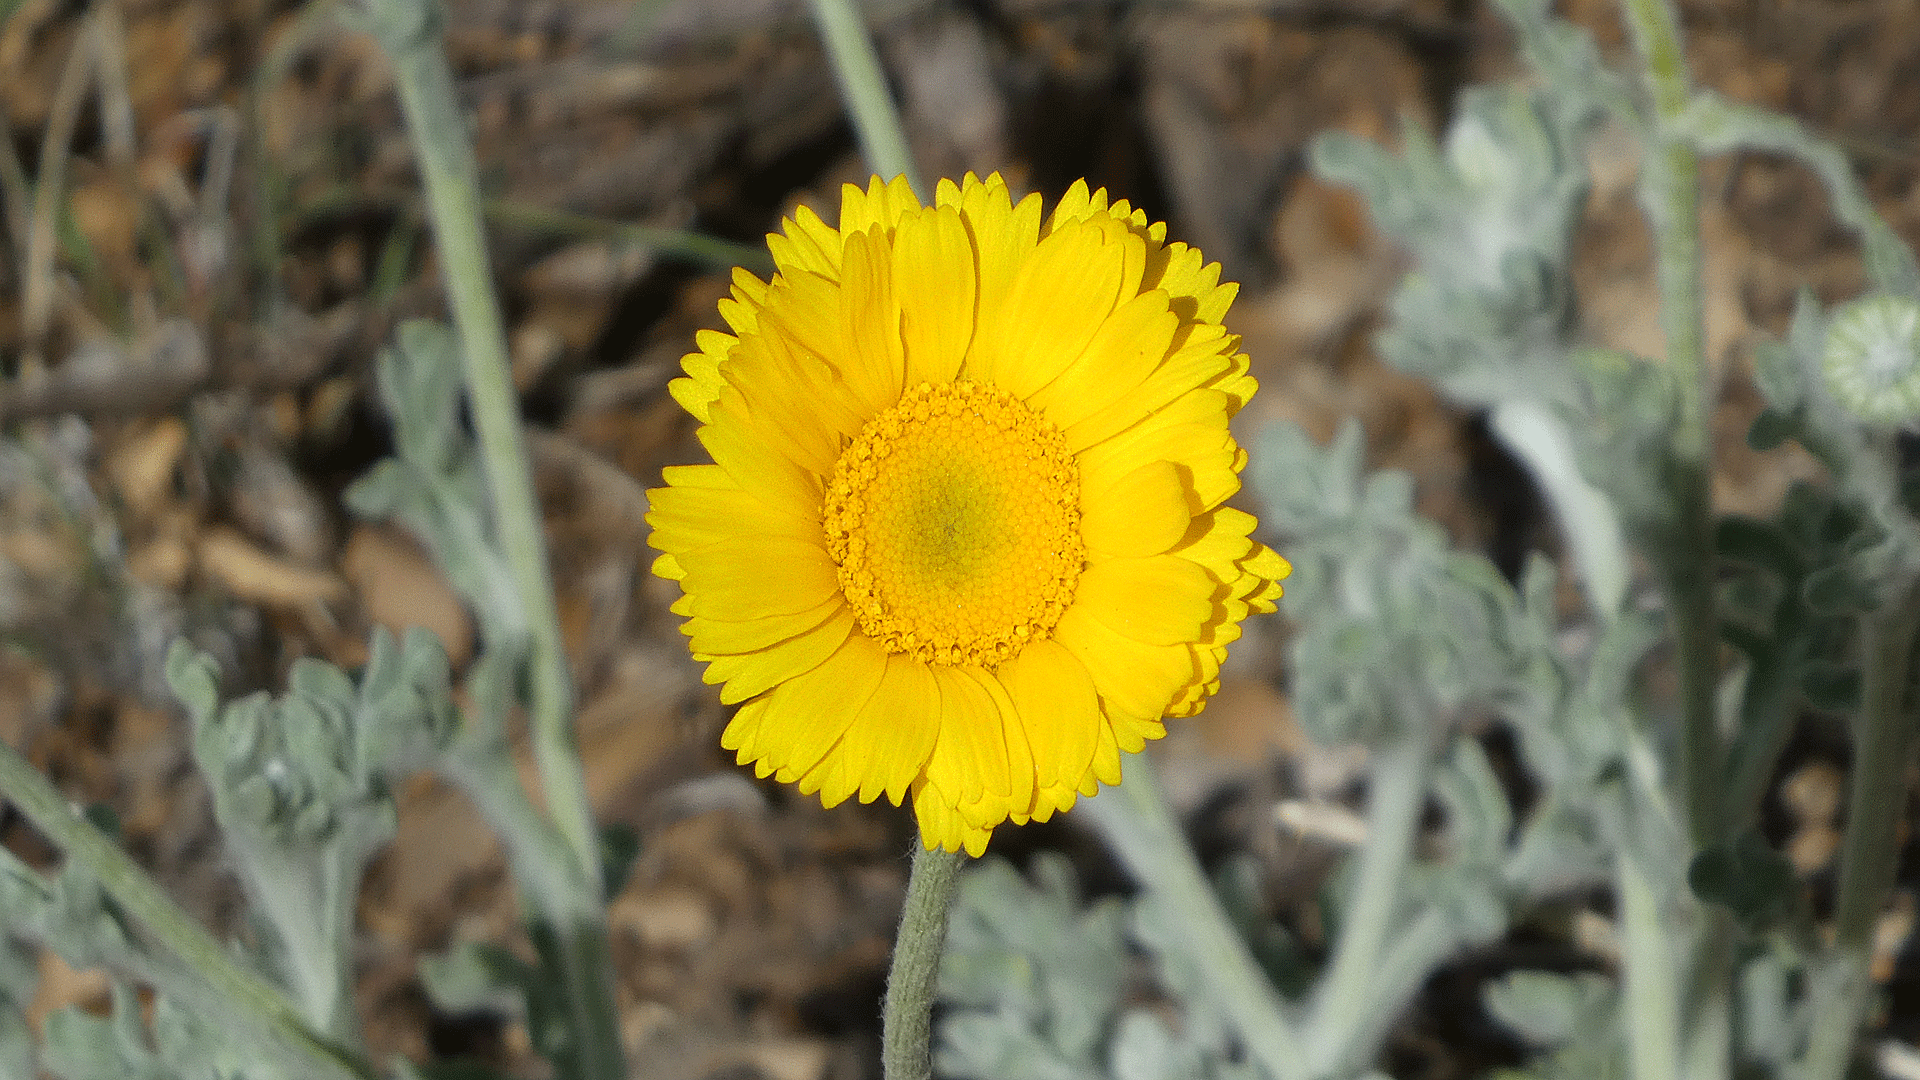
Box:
[339,525,475,668]
[196,525,346,607]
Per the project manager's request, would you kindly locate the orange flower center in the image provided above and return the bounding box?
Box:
[823,380,1084,667]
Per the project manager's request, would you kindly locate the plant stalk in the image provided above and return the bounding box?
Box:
[1080,754,1312,1080]
[359,1,624,1077]
[1619,0,1721,852]
[1618,853,1683,1080]
[0,739,376,1080]
[1307,730,1435,1077]
[883,841,965,1080]
[366,0,598,899]
[806,0,924,197]
[1802,573,1920,1080]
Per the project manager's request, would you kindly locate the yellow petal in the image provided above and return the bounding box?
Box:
[1074,556,1217,645]
[1054,604,1196,723]
[826,654,942,805]
[893,206,976,385]
[957,180,1043,353]
[839,175,923,238]
[1025,290,1178,432]
[769,204,842,277]
[704,606,856,705]
[836,229,907,414]
[1079,459,1191,558]
[921,666,1014,806]
[682,595,843,657]
[997,639,1100,797]
[697,394,824,515]
[646,481,820,553]
[676,537,839,619]
[731,631,888,781]
[969,219,1131,397]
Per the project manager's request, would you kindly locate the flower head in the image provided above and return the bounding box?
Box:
[647,173,1289,856]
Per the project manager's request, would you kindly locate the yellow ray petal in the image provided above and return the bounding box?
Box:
[836,228,907,414]
[730,630,888,782]
[1025,290,1178,432]
[697,394,824,515]
[1054,604,1196,724]
[825,654,942,805]
[646,481,820,553]
[996,639,1101,798]
[1079,458,1191,558]
[893,205,977,386]
[681,595,843,657]
[704,606,856,705]
[921,666,1014,806]
[969,219,1131,397]
[676,536,839,619]
[1073,556,1218,645]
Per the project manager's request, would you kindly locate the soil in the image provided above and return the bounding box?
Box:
[3,0,1920,1078]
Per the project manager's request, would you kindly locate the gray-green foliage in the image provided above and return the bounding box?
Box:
[0,322,488,1080]
[0,813,295,1080]
[168,628,456,1043]
[935,853,1260,1080]
[1311,84,1594,408]
[348,320,526,654]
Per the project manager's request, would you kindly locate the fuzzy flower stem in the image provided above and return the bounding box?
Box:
[0,740,377,1080]
[806,0,925,199]
[1803,572,1920,1080]
[357,0,623,1077]
[1619,0,1721,852]
[1083,755,1312,1080]
[883,842,965,1080]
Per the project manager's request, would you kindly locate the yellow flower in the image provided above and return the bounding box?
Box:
[647,173,1289,856]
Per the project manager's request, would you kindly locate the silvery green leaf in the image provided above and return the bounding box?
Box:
[1110,1011,1206,1080]
[1484,0,1632,123]
[1434,740,1512,867]
[1312,86,1593,408]
[935,1010,1093,1080]
[1483,970,1614,1050]
[938,854,1128,1065]
[0,1005,30,1080]
[1505,794,1610,896]
[419,940,530,1018]
[0,935,34,1080]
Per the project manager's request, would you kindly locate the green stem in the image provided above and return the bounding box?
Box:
[1802,574,1920,1080]
[441,728,626,1080]
[882,841,964,1080]
[805,0,924,197]
[367,0,597,899]
[1618,853,1683,1080]
[1080,755,1312,1080]
[1718,637,1805,837]
[0,740,375,1080]
[1307,730,1434,1077]
[1619,0,1720,852]
[359,2,623,1077]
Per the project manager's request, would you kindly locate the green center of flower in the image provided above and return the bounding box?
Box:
[823,380,1084,667]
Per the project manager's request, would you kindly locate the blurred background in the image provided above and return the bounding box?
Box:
[2,0,1918,1076]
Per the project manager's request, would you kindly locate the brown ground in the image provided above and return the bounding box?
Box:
[4,0,1920,1077]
